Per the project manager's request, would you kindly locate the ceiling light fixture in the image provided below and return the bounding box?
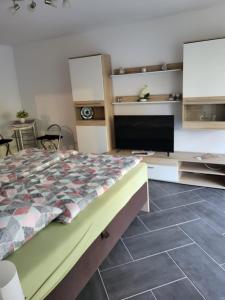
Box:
[9,0,70,12]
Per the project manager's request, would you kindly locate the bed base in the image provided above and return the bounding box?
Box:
[45,182,148,300]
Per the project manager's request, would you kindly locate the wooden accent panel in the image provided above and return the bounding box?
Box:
[183,121,225,129]
[113,62,183,75]
[74,101,105,107]
[183,97,225,105]
[101,55,114,150]
[45,183,148,300]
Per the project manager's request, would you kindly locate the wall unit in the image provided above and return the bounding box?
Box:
[183,39,225,129]
[109,150,225,189]
[69,54,113,153]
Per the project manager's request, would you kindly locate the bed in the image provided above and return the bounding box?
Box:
[1,150,149,300]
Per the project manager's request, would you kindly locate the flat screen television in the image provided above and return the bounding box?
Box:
[114,115,174,154]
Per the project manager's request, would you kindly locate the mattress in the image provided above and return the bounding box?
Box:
[8,163,148,300]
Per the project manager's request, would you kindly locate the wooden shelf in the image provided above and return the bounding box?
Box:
[113,94,182,104]
[74,101,105,107]
[180,162,225,176]
[183,97,225,105]
[113,101,181,105]
[180,172,225,189]
[76,120,105,126]
[183,121,225,129]
[112,62,183,76]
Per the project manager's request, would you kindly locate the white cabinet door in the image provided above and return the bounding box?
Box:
[183,39,225,97]
[148,164,179,182]
[69,55,104,101]
[76,126,108,153]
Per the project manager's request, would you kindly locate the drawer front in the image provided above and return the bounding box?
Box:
[148,164,179,182]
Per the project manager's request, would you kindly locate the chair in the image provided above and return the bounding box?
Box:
[37,124,63,150]
[0,134,13,156]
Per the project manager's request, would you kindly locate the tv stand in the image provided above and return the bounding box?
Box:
[109,150,225,189]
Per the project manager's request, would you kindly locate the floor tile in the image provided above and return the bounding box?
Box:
[180,219,225,264]
[123,217,148,238]
[189,201,225,234]
[152,278,204,300]
[76,272,107,300]
[101,253,183,300]
[139,206,199,231]
[149,181,167,199]
[195,188,225,212]
[100,240,132,271]
[154,191,203,210]
[123,226,192,259]
[127,291,155,300]
[169,244,225,300]
[154,181,200,196]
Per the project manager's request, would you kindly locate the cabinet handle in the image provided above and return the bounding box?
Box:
[101,230,110,240]
[148,166,155,169]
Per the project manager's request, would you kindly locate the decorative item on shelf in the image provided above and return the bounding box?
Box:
[138,85,150,102]
[80,107,94,120]
[119,67,125,75]
[141,67,147,73]
[168,94,174,101]
[16,110,29,123]
[116,97,123,103]
[175,93,182,101]
[161,63,168,71]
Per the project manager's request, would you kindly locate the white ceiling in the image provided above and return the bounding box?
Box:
[0,0,224,45]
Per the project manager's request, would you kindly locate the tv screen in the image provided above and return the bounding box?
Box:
[114,115,174,153]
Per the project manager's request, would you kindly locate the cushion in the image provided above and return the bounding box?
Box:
[0,199,62,260]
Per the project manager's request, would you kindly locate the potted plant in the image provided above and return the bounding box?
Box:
[16,110,29,123]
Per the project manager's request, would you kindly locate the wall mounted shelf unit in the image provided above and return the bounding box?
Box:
[112,101,181,105]
[69,54,114,153]
[113,94,182,104]
[112,62,183,76]
[183,39,225,129]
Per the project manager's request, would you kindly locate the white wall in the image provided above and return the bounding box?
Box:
[0,45,21,137]
[14,3,225,153]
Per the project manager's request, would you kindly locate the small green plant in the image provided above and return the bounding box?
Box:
[16,110,29,119]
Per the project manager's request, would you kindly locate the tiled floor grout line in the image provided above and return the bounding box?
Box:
[152,186,204,201]
[186,277,208,300]
[166,251,207,300]
[122,218,201,240]
[146,218,201,233]
[100,242,194,273]
[178,226,225,271]
[151,199,205,212]
[120,277,187,300]
[151,200,161,210]
[97,269,110,300]
[137,215,151,232]
[120,238,134,261]
[151,290,158,300]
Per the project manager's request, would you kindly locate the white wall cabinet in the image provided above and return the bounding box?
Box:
[76,126,108,153]
[69,55,104,101]
[183,39,225,97]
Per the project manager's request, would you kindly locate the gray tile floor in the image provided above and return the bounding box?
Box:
[77,181,225,300]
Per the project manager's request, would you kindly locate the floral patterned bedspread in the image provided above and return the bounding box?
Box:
[0,153,141,223]
[0,148,76,187]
